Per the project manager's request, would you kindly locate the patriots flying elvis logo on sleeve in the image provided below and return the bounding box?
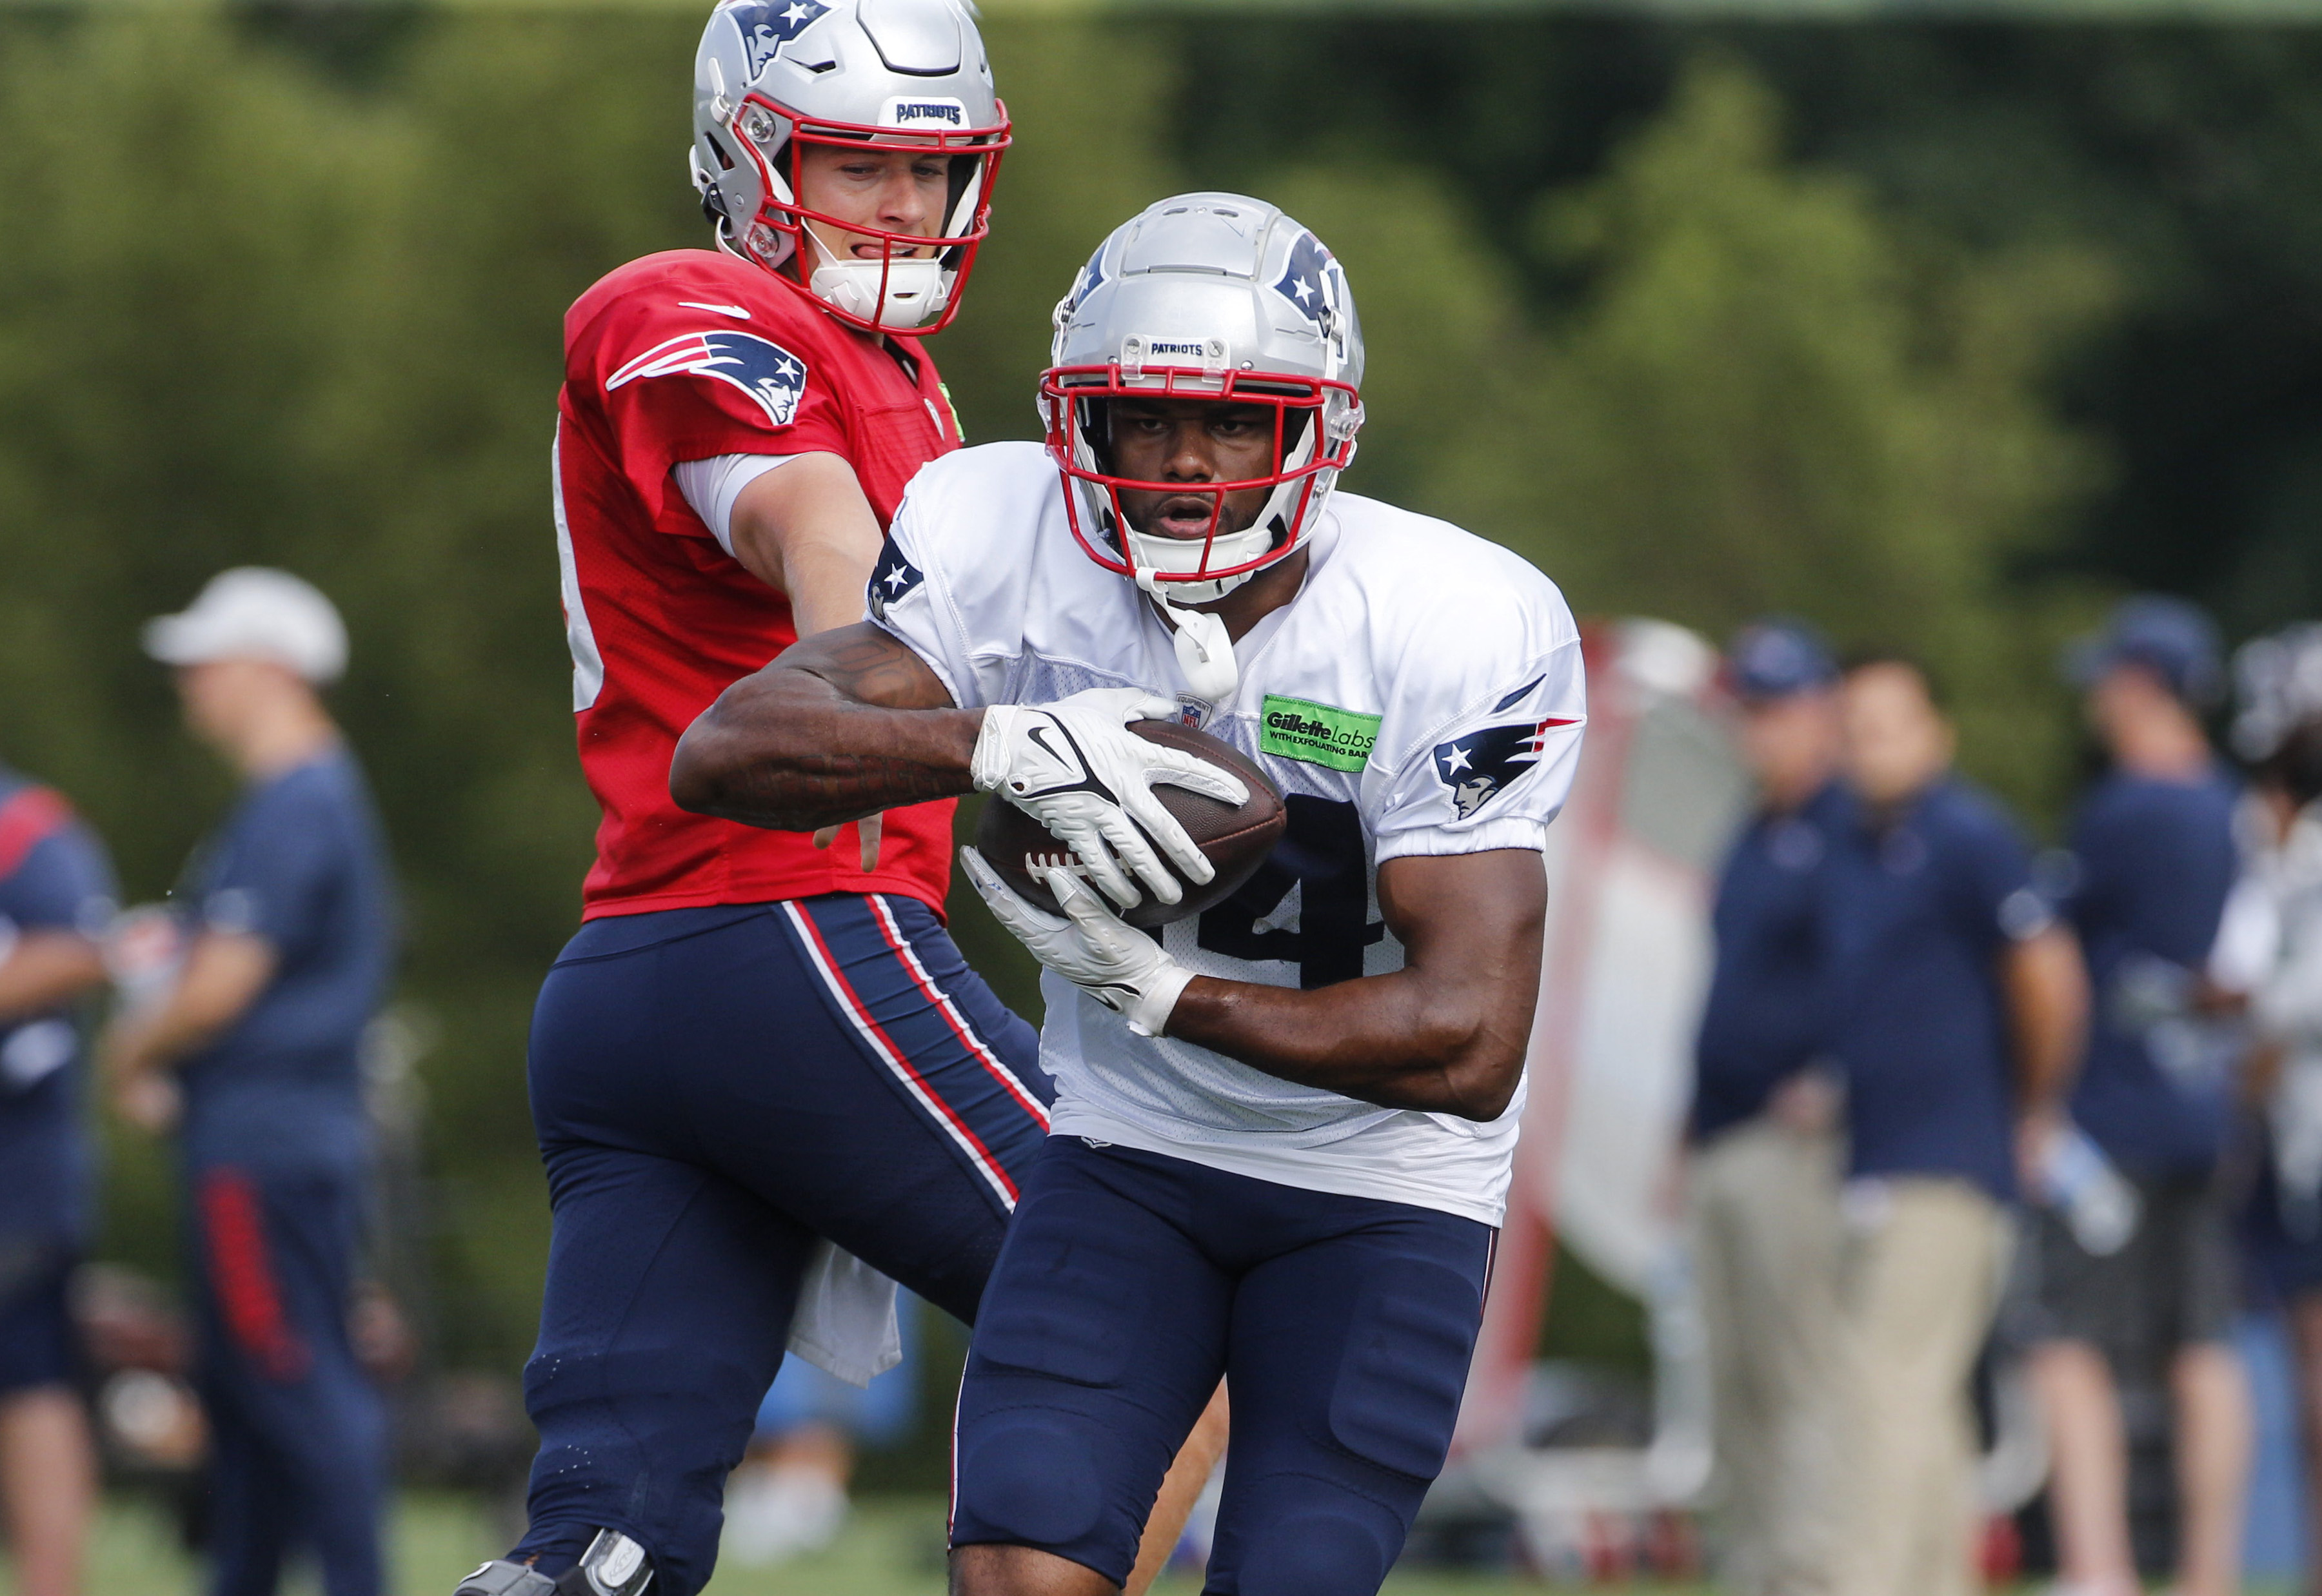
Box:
[1433,714,1580,820]
[866,535,924,622]
[729,0,830,76]
[606,330,809,429]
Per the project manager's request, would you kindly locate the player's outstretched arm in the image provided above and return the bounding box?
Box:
[671,622,980,831]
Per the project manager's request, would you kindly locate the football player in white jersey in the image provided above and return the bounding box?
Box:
[671,193,1587,1596]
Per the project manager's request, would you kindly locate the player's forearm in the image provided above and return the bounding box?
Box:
[103,931,276,1076]
[1164,970,1534,1121]
[727,452,886,636]
[0,932,106,1026]
[2005,927,2089,1113]
[672,662,981,829]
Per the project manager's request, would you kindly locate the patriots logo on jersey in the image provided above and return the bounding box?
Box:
[606,330,809,429]
[866,535,924,622]
[1271,230,1351,344]
[729,0,830,77]
[1433,715,1579,820]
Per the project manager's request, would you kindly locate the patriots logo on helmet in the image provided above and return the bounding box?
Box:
[606,330,809,429]
[866,535,924,622]
[1063,244,1106,318]
[728,0,831,77]
[1271,230,1349,341]
[1433,715,1580,820]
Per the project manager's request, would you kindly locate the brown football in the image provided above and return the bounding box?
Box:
[974,720,1286,929]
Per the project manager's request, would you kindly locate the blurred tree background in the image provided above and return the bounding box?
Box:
[1,2,2319,1410]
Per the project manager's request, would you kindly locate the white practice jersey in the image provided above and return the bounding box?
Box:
[870,442,1586,1225]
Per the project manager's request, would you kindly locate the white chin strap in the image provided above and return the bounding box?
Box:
[1136,569,1240,702]
[1122,523,1273,607]
[809,253,949,328]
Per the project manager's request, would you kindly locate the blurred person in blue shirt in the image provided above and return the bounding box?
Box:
[1821,655,2087,1596]
[1686,618,1847,1596]
[99,569,397,1596]
[2030,596,2250,1596]
[0,768,114,1596]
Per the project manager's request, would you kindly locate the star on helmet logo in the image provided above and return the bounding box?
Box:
[728,0,830,78]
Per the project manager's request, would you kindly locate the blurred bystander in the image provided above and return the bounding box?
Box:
[0,762,115,1596]
[2031,596,2250,1596]
[1823,655,2088,1596]
[1686,618,1847,1596]
[99,569,398,1596]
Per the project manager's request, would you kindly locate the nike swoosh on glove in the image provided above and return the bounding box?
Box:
[969,686,1249,911]
[960,846,1195,1038]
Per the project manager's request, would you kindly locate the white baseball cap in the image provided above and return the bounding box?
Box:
[143,567,348,684]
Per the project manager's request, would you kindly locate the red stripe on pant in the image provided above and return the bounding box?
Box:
[199,1168,311,1382]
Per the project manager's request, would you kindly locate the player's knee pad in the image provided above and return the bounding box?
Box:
[1224,1510,1394,1596]
[953,1414,1109,1550]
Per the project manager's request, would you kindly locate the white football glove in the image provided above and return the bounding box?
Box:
[969,686,1249,910]
[960,846,1195,1038]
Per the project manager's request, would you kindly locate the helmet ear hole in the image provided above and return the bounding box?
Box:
[704,132,739,172]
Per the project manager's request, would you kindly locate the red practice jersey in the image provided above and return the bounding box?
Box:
[555,248,961,919]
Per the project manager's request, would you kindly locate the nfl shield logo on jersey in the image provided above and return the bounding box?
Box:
[606,330,810,429]
[1433,716,1580,820]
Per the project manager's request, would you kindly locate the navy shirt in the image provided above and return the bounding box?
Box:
[175,750,395,1170]
[0,769,116,1242]
[2064,768,2240,1177]
[1691,782,1845,1141]
[1825,778,2047,1199]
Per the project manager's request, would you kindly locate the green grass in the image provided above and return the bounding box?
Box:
[51,1492,1721,1595]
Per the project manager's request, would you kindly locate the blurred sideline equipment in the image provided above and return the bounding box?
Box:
[0,766,115,1596]
[1453,619,1734,1575]
[471,3,1071,1593]
[113,569,398,1596]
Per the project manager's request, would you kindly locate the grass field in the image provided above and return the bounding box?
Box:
[53,1492,1721,1595]
[52,1492,2301,1595]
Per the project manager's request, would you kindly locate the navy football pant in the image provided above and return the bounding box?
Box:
[188,1161,385,1596]
[952,1139,1494,1595]
[513,896,1048,1596]
[0,1241,77,1395]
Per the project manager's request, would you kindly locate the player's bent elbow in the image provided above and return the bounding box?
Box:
[1439,1067,1521,1123]
[668,718,768,822]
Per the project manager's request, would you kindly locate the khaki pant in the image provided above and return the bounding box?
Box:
[1829,1177,2008,1596]
[1691,1118,1844,1596]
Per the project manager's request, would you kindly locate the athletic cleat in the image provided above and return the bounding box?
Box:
[452,1562,555,1596]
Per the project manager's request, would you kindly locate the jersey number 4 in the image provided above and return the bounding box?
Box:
[1196,796,1384,989]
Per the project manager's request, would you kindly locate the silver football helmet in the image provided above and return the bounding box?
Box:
[1041,193,1364,624]
[690,0,1008,335]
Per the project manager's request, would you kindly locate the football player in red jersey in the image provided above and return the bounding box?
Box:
[457,5,1220,1594]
